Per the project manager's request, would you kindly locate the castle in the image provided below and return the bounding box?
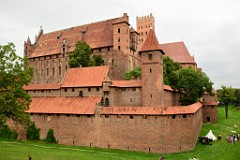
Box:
[18,13,218,153]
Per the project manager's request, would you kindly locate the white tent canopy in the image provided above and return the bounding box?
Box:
[205,130,217,141]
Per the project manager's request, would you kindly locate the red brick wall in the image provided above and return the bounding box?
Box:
[18,109,202,154]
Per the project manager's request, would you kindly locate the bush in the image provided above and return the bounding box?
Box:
[26,122,40,141]
[45,129,56,143]
[0,124,18,140]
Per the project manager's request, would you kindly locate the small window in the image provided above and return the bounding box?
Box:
[172,115,176,119]
[99,48,101,52]
[57,114,60,116]
[96,88,99,91]
[143,115,147,119]
[105,115,109,118]
[118,37,120,42]
[108,47,110,51]
[148,53,152,60]
[63,47,65,53]
[118,28,120,33]
[88,88,91,92]
[118,46,121,50]
[64,88,67,92]
[72,88,75,92]
[79,91,83,97]
[183,114,187,118]
[117,114,121,118]
[76,115,80,117]
[66,114,70,117]
[150,68,152,73]
[129,115,134,119]
[207,117,211,122]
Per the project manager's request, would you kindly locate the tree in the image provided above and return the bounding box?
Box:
[123,67,142,80]
[45,129,57,143]
[234,89,240,106]
[0,43,33,128]
[174,67,214,105]
[217,85,235,118]
[68,41,104,68]
[163,56,180,85]
[26,122,40,141]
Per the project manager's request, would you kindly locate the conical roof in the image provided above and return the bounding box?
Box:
[139,29,162,53]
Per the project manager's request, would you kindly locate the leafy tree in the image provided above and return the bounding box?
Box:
[234,89,240,106]
[0,43,33,128]
[68,41,104,68]
[26,122,40,141]
[174,67,214,105]
[217,85,235,118]
[91,55,104,66]
[163,56,180,85]
[123,67,142,80]
[0,124,18,140]
[68,41,92,67]
[45,129,57,143]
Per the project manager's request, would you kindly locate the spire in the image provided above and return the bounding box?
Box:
[139,28,162,53]
[27,36,31,43]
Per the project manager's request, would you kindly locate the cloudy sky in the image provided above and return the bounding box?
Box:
[0,0,239,89]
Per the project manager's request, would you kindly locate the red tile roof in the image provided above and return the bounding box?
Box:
[27,97,101,114]
[101,102,202,115]
[160,41,196,64]
[110,80,142,87]
[61,66,108,87]
[30,17,122,58]
[23,83,60,90]
[139,29,162,53]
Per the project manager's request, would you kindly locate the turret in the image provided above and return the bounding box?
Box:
[139,28,165,107]
[24,37,34,57]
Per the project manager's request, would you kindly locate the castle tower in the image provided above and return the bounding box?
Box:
[24,37,34,57]
[139,28,165,107]
[112,13,130,54]
[136,13,155,45]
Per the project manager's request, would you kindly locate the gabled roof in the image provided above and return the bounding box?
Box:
[30,17,122,58]
[139,29,162,53]
[23,83,60,90]
[160,41,196,64]
[110,80,142,87]
[61,66,108,87]
[27,97,101,114]
[101,102,202,115]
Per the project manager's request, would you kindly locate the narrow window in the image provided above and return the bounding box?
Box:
[64,88,67,92]
[96,88,99,91]
[183,114,187,118]
[118,37,120,42]
[172,115,176,119]
[118,46,121,50]
[72,88,75,92]
[88,88,91,92]
[63,47,65,53]
[129,115,134,119]
[150,68,152,73]
[105,115,109,118]
[148,53,152,60]
[47,68,49,76]
[207,117,211,122]
[99,48,101,52]
[79,91,83,97]
[59,66,61,76]
[118,28,120,33]
[52,67,55,76]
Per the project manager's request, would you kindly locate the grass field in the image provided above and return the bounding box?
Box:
[0,105,240,160]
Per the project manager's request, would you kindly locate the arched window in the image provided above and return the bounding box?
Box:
[105,97,109,107]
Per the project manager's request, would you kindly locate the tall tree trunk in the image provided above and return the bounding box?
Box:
[225,104,228,118]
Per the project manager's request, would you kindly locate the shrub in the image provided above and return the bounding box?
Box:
[0,125,18,140]
[26,122,40,141]
[45,129,56,143]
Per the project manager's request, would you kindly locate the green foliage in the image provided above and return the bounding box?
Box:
[163,56,180,85]
[26,122,40,141]
[0,43,33,128]
[45,129,56,143]
[217,85,235,118]
[174,67,214,105]
[91,55,104,66]
[68,41,104,68]
[0,125,18,140]
[123,67,142,80]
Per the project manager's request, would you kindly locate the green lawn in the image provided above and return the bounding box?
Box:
[0,105,240,160]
